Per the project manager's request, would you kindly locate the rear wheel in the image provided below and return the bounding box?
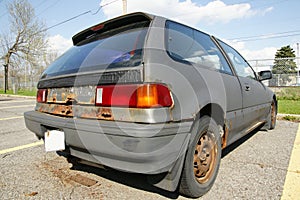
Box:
[179,116,221,198]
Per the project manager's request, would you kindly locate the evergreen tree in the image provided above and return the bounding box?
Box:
[272,45,297,74]
[272,45,297,86]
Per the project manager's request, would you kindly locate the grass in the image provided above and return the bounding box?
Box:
[274,87,300,115]
[0,89,36,97]
[278,100,300,115]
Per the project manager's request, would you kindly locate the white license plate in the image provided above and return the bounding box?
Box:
[44,130,65,152]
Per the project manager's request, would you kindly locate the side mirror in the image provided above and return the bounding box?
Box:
[258,70,272,81]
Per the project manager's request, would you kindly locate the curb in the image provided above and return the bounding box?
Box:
[277,113,300,118]
[0,94,35,99]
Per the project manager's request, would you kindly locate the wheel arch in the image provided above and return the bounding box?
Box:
[195,103,227,148]
[198,103,225,127]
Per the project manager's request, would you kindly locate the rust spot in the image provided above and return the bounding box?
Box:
[222,125,229,149]
[90,97,95,104]
[36,101,114,120]
[47,86,96,104]
[64,106,72,115]
[52,93,57,102]
[100,108,113,119]
[66,93,76,102]
[61,92,66,100]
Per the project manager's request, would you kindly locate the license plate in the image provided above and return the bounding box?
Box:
[44,130,65,152]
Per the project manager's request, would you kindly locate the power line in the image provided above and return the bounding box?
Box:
[229,29,300,40]
[40,0,120,33]
[229,30,300,42]
[38,0,119,33]
[42,10,92,33]
[36,0,61,17]
[0,0,120,49]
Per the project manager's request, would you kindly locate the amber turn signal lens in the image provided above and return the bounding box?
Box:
[137,84,158,108]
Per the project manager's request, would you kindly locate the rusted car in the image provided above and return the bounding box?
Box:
[24,12,277,197]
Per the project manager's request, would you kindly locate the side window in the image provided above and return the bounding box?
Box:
[218,40,256,79]
[165,21,194,61]
[165,21,233,75]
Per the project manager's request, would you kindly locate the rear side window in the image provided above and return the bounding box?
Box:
[42,21,149,78]
[165,21,232,75]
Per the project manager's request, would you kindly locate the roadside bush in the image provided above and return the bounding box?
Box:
[275,87,300,100]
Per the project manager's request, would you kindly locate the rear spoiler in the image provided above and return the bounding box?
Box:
[72,12,153,46]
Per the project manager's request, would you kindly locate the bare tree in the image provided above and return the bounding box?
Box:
[0,0,47,93]
[26,51,58,91]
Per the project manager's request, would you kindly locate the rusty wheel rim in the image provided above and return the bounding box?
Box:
[271,102,276,126]
[193,131,217,184]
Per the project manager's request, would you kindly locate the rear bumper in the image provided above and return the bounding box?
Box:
[24,111,193,174]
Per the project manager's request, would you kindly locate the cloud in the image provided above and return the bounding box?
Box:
[242,47,277,61]
[226,40,277,60]
[224,40,277,69]
[47,34,72,55]
[100,0,272,26]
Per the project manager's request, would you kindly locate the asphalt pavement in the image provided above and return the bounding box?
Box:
[0,95,299,199]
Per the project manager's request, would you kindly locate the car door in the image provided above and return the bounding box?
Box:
[218,41,270,132]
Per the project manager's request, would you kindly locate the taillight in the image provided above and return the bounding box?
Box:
[95,84,173,108]
[37,89,47,103]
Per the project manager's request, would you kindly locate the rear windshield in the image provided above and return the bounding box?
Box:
[42,21,149,78]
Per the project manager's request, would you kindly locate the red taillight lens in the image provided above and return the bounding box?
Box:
[37,89,47,103]
[96,85,137,107]
[95,84,173,108]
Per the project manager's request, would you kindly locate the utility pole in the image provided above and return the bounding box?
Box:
[3,63,8,93]
[122,0,127,15]
[297,43,300,85]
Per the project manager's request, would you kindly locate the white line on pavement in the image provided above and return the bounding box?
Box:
[0,116,23,121]
[0,105,35,109]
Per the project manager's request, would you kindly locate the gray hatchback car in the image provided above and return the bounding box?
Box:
[24,12,277,197]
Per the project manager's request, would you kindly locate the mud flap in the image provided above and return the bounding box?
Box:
[147,134,190,191]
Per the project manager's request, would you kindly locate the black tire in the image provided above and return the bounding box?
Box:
[179,116,222,198]
[269,99,277,130]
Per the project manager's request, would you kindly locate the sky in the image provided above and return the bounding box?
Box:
[1,0,300,62]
